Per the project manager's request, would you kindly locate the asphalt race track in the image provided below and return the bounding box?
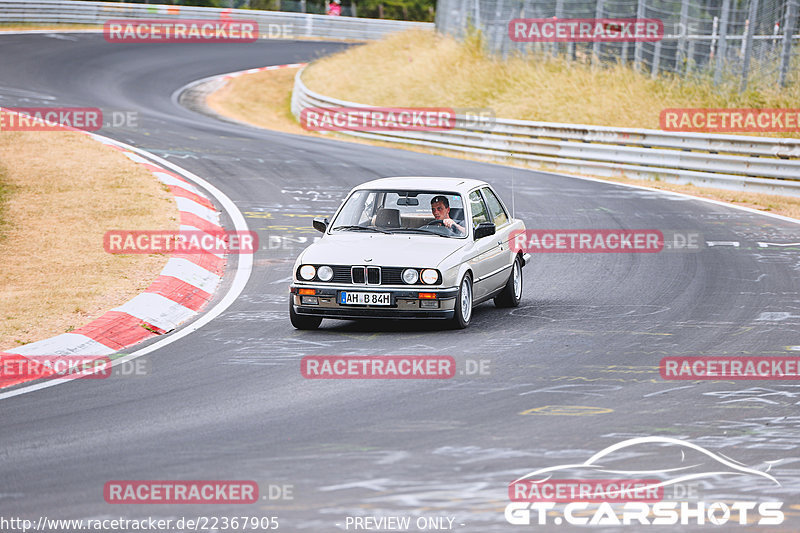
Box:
[2,33,800,532]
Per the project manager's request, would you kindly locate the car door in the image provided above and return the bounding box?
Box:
[466,189,501,301]
[480,186,515,293]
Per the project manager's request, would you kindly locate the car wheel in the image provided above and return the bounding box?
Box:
[494,255,523,308]
[450,273,473,329]
[289,297,322,330]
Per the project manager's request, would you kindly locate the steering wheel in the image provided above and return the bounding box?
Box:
[423,219,460,234]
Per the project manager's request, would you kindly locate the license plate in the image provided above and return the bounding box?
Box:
[339,292,391,306]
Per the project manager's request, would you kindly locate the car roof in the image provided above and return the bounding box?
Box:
[353,177,490,193]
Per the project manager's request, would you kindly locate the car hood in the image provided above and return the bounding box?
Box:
[299,233,465,268]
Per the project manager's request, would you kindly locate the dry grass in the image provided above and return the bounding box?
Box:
[0,131,179,351]
[208,60,800,221]
[206,68,308,135]
[303,30,800,137]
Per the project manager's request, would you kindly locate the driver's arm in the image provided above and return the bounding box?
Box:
[448,219,465,235]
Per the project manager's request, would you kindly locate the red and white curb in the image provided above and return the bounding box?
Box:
[219,63,307,80]
[0,112,247,391]
[175,62,307,107]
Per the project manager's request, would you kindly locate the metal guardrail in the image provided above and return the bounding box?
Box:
[0,0,432,41]
[291,68,800,197]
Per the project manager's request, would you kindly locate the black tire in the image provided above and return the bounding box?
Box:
[450,273,473,329]
[494,255,523,308]
[289,297,322,330]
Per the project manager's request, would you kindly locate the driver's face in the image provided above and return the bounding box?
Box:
[431,201,449,220]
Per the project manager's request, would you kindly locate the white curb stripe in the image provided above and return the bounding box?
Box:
[122,152,152,165]
[175,196,220,225]
[179,225,227,259]
[160,258,222,293]
[5,334,116,356]
[113,293,197,332]
[154,172,204,196]
[89,134,120,147]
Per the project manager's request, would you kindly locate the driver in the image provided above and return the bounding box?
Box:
[430,195,465,235]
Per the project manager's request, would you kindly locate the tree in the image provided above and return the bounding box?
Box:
[352,0,435,21]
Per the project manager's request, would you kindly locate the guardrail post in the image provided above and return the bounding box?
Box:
[552,0,563,57]
[685,38,695,75]
[676,0,689,71]
[633,0,646,71]
[739,0,760,92]
[713,0,731,85]
[592,0,605,67]
[651,39,662,78]
[495,0,507,58]
[778,0,798,87]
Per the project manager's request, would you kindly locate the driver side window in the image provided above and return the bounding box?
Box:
[469,190,489,228]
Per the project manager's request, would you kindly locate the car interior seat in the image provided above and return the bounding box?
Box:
[375,207,401,228]
[449,207,465,225]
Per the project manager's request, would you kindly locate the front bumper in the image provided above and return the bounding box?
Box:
[290,284,458,320]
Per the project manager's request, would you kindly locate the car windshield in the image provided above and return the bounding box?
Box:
[330,189,467,238]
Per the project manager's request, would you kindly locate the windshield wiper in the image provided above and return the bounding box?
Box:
[332,225,391,234]
[387,227,452,238]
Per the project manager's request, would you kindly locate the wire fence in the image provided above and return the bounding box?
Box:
[0,0,431,41]
[436,0,800,89]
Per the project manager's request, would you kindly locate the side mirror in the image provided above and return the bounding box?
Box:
[474,221,496,240]
[313,217,328,233]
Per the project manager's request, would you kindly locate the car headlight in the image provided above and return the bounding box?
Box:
[317,265,334,281]
[299,265,316,280]
[402,268,419,284]
[421,269,438,284]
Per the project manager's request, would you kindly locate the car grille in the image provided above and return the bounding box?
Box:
[303,265,440,285]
